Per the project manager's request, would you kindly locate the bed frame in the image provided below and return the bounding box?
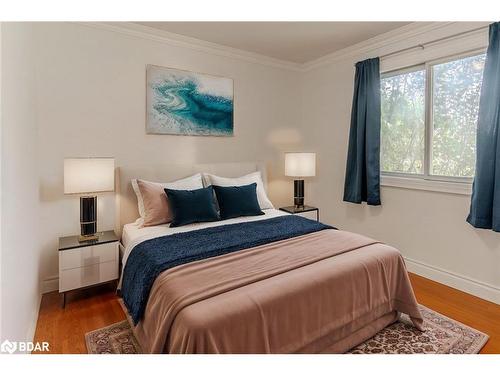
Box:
[115,161,268,237]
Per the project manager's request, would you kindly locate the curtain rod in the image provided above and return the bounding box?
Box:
[358,25,489,63]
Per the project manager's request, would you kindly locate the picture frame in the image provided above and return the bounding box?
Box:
[146,65,234,136]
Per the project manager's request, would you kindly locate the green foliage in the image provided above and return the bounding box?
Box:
[431,54,484,177]
[381,69,425,174]
[381,53,485,178]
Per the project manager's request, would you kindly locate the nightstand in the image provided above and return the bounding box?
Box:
[279,205,319,221]
[58,230,119,307]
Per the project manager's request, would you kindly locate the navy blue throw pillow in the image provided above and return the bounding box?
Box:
[213,183,265,220]
[164,186,220,227]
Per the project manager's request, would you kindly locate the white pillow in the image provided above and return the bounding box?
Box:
[205,171,274,210]
[131,173,204,219]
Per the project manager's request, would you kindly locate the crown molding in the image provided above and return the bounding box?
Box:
[78,22,304,72]
[302,22,490,71]
[76,22,489,74]
[301,22,451,71]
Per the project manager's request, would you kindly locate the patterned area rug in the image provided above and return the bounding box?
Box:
[85,305,488,354]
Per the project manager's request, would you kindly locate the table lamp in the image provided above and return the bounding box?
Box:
[64,158,115,242]
[285,152,316,208]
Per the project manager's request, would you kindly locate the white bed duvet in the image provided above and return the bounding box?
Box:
[120,208,289,276]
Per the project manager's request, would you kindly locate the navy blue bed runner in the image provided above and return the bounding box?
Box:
[121,215,334,324]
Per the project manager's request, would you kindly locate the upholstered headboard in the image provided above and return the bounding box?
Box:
[115,162,268,236]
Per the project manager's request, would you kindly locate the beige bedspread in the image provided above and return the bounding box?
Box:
[129,229,423,353]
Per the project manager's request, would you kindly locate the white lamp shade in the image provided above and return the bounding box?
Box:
[64,158,115,194]
[285,153,316,177]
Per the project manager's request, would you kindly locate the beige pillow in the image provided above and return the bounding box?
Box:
[136,180,171,227]
[132,173,204,227]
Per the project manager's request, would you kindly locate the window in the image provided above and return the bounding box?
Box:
[381,51,486,182]
[431,54,485,178]
[381,67,425,174]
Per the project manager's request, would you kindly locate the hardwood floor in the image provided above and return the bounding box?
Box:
[33,273,500,354]
[33,283,125,354]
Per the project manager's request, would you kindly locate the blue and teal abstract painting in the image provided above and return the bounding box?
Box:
[146,65,234,136]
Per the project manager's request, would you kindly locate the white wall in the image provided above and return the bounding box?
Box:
[33,23,304,290]
[0,23,41,347]
[301,22,500,304]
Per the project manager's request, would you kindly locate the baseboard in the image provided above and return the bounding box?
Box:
[404,256,500,305]
[28,294,42,340]
[41,275,59,294]
[19,293,42,354]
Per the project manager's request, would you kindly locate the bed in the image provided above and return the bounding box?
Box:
[116,162,423,354]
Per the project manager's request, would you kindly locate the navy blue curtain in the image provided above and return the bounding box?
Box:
[467,22,500,232]
[343,57,381,205]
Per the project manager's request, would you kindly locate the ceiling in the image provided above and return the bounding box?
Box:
[137,22,411,63]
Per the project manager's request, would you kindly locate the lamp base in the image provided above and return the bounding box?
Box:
[294,179,305,208]
[80,195,97,242]
[78,234,100,243]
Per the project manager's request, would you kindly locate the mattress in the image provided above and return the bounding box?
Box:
[121,208,288,266]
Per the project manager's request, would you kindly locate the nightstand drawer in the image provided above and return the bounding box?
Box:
[59,260,118,292]
[59,242,118,271]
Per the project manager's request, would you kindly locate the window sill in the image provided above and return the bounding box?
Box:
[381,175,472,195]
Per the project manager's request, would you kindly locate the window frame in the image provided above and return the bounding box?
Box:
[380,48,486,187]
